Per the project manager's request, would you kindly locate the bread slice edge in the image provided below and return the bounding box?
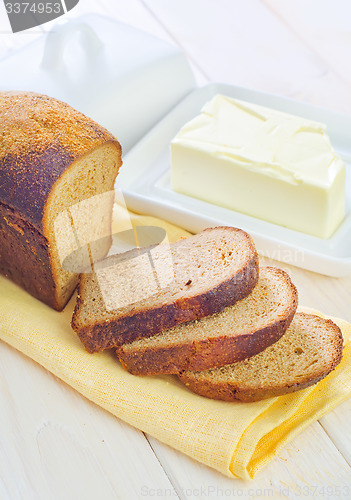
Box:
[178,313,344,402]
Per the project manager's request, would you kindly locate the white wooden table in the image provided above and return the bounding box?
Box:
[1,2,351,499]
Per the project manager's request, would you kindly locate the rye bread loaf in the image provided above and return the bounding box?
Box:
[71,226,259,352]
[116,267,298,375]
[179,313,343,402]
[0,91,122,310]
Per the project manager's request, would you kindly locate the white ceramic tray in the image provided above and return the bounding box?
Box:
[117,83,351,277]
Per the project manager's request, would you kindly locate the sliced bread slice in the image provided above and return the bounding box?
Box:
[179,313,343,402]
[116,267,298,375]
[72,226,259,352]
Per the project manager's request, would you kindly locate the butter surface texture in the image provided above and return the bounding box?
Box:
[171,95,345,238]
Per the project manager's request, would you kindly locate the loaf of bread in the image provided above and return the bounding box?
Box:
[117,267,298,375]
[72,226,259,352]
[0,91,122,310]
[179,313,343,402]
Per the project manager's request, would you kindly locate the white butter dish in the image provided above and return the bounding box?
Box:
[118,83,351,277]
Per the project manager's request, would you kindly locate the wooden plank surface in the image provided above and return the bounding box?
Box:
[0,341,179,500]
[1,1,351,498]
[137,0,351,113]
[147,422,351,499]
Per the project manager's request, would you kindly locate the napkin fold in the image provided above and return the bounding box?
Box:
[1,207,351,480]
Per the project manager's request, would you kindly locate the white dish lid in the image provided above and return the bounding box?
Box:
[0,14,196,153]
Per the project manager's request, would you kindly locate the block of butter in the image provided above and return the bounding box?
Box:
[171,94,346,238]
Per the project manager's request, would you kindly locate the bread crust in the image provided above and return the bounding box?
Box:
[72,229,260,352]
[179,372,330,402]
[0,91,120,233]
[0,202,60,309]
[117,308,296,375]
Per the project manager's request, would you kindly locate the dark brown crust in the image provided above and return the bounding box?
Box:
[0,91,119,233]
[71,231,259,352]
[179,372,330,402]
[116,307,296,375]
[0,202,63,310]
[179,313,344,402]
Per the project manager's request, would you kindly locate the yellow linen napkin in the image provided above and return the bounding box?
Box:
[0,207,351,480]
